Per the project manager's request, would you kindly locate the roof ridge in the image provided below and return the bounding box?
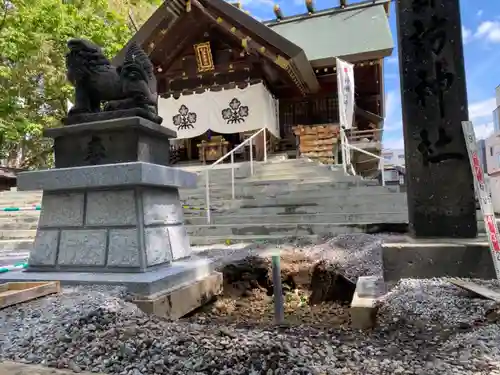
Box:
[263,0,390,26]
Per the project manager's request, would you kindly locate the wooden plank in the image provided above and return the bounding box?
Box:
[448,279,500,302]
[0,281,61,309]
[0,361,106,375]
[300,146,336,153]
[301,139,338,146]
[302,151,335,157]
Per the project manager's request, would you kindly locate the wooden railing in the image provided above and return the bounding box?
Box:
[347,128,383,143]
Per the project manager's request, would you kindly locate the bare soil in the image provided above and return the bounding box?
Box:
[183,252,353,329]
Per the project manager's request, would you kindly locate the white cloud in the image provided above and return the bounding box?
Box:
[474,21,500,43]
[382,97,497,149]
[462,26,472,44]
[386,56,398,64]
[475,122,494,140]
[384,90,402,131]
[383,136,404,150]
[469,97,496,120]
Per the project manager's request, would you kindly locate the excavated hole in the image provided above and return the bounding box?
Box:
[183,253,355,328]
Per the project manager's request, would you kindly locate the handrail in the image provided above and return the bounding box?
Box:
[340,128,356,176]
[209,128,267,169]
[204,127,267,224]
[343,142,386,186]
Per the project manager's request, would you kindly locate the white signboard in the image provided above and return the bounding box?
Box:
[462,120,500,280]
[336,58,355,130]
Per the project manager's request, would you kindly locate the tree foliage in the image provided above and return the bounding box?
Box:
[0,0,160,169]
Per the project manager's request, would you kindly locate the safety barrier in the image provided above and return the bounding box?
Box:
[0,262,28,273]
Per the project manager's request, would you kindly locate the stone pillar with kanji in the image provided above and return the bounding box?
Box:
[395,0,477,238]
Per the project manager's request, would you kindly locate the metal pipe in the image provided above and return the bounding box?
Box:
[341,129,347,173]
[231,153,235,199]
[250,138,254,175]
[381,157,386,187]
[272,254,284,325]
[263,129,268,162]
[205,169,211,224]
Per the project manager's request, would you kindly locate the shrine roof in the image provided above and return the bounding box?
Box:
[112,0,320,94]
[264,0,393,65]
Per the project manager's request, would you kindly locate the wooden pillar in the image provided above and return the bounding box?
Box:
[396,0,477,237]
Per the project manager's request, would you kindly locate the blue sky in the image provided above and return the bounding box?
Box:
[238,0,500,150]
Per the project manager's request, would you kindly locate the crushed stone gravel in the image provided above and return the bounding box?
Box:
[1,234,499,375]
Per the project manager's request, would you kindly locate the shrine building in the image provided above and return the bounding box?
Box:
[112,0,393,174]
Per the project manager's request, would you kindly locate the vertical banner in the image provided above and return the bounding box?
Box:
[462,121,500,280]
[336,58,355,130]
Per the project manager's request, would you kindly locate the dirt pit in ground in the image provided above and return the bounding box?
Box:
[183,252,355,328]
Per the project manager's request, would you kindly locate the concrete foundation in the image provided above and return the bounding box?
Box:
[133,271,223,319]
[382,236,497,281]
[350,276,386,330]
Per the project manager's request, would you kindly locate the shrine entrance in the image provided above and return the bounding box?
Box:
[160,82,279,165]
[176,131,244,164]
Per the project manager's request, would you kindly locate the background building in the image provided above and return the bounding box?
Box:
[477,139,488,172]
[484,85,500,212]
[494,84,500,133]
[381,148,405,186]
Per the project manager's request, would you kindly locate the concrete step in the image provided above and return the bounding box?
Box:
[0,211,410,230]
[183,189,403,202]
[0,199,42,206]
[185,222,409,238]
[0,239,34,251]
[181,186,400,201]
[198,178,381,191]
[219,201,407,215]
[0,230,36,239]
[182,181,392,198]
[184,212,410,225]
[244,174,365,183]
[188,234,319,246]
[252,164,338,175]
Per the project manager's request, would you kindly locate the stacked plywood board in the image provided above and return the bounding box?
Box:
[293,124,340,164]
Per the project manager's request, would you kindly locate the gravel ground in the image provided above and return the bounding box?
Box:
[1,234,500,375]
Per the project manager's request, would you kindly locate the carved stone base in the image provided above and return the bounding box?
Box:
[63,108,163,125]
[45,117,176,168]
[16,162,197,274]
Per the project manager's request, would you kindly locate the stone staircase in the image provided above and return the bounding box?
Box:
[180,158,409,244]
[0,158,411,254]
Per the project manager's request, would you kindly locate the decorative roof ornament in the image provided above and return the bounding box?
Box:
[230,2,242,9]
[305,0,315,14]
[273,4,283,20]
[340,0,347,8]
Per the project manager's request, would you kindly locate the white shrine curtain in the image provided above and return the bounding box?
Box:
[158,83,280,140]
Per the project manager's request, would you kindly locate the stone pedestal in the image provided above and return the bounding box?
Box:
[47,117,174,168]
[0,117,222,318]
[396,0,477,238]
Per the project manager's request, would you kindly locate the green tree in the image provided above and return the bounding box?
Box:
[0,0,160,169]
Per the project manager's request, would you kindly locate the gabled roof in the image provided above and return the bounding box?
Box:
[112,0,319,93]
[264,0,393,66]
